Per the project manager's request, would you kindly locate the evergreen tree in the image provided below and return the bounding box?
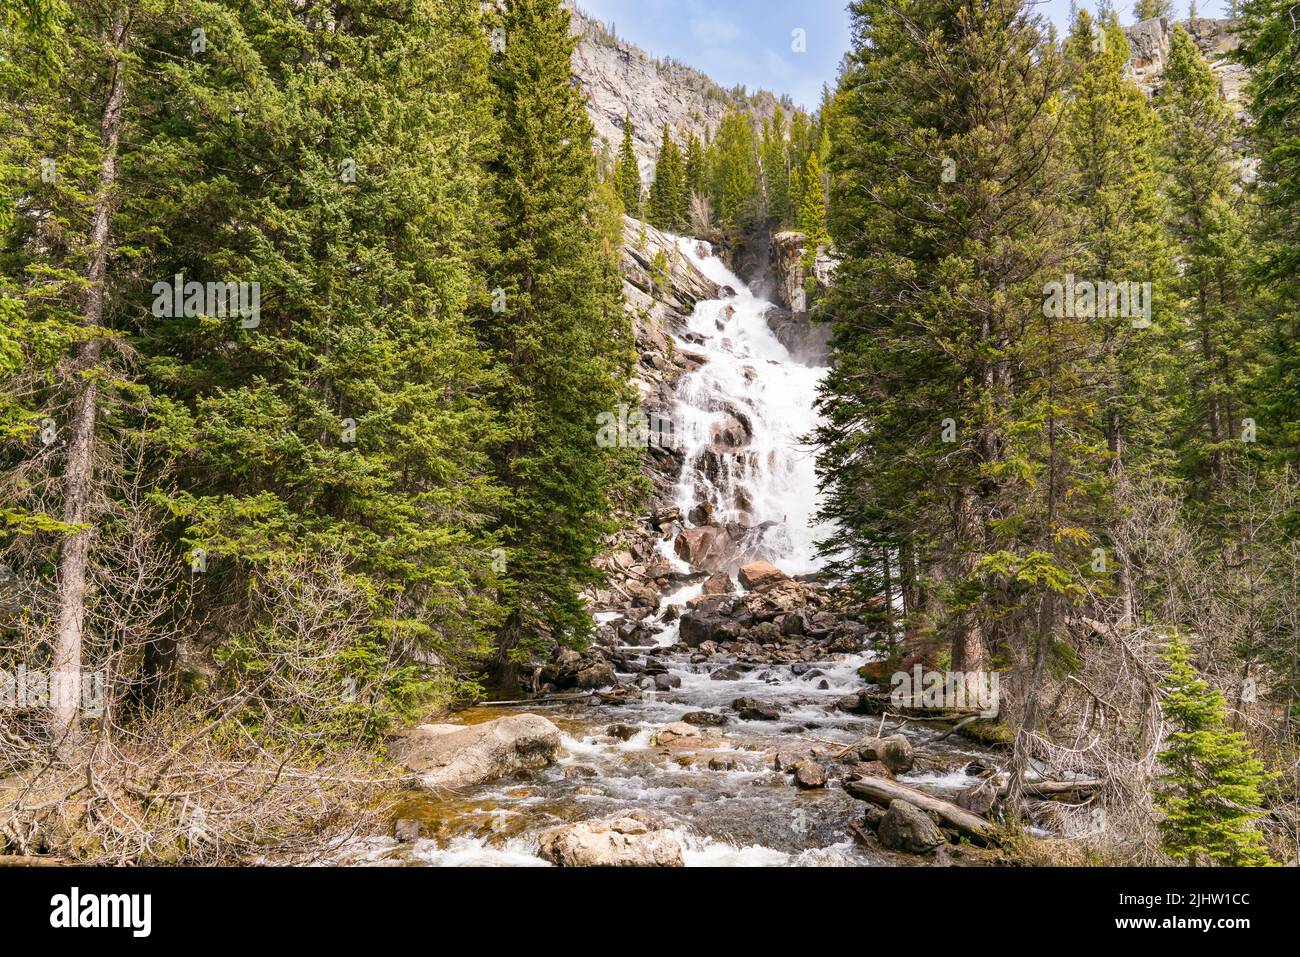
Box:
[1156,635,1275,866]
[817,0,1091,809]
[1134,0,1174,19]
[705,107,760,238]
[683,130,706,200]
[122,0,510,732]
[797,148,828,247]
[1063,9,1180,623]
[761,106,791,226]
[1158,26,1259,510]
[647,123,685,232]
[482,0,638,682]
[612,114,642,215]
[1237,0,1300,470]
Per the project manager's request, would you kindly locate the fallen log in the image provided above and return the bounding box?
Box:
[0,855,69,867]
[1001,779,1104,800]
[844,777,1000,846]
[472,691,595,707]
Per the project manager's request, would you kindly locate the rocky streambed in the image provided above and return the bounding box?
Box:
[343,567,1008,867]
[335,230,1010,867]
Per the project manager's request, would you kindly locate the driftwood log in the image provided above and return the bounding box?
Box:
[1002,779,1104,799]
[844,777,1000,846]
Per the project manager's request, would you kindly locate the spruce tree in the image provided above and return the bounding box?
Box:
[648,123,685,232]
[1156,635,1274,866]
[1159,26,1259,510]
[1237,0,1300,470]
[683,130,706,200]
[1063,9,1179,623]
[482,0,638,682]
[120,0,509,731]
[761,106,791,226]
[1133,0,1174,19]
[705,107,760,238]
[797,148,828,248]
[612,114,642,216]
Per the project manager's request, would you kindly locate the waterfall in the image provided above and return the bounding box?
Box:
[665,237,830,577]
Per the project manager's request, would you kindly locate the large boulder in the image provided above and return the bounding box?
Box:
[701,570,734,595]
[732,696,781,721]
[673,524,734,572]
[793,760,828,789]
[537,810,684,867]
[389,714,562,791]
[859,734,915,774]
[539,649,616,690]
[738,560,789,592]
[877,799,945,854]
[651,721,720,749]
[679,608,741,648]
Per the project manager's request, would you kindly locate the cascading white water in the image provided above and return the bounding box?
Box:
[666,238,830,576]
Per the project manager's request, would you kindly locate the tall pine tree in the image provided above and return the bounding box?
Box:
[482,0,638,684]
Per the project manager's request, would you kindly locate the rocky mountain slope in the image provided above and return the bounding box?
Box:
[566,2,788,180]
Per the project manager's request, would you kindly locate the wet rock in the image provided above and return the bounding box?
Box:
[673,523,733,571]
[389,714,562,791]
[732,697,781,721]
[738,560,789,592]
[774,749,808,771]
[842,761,891,782]
[679,611,742,648]
[650,505,682,528]
[537,810,684,867]
[956,782,997,816]
[650,721,720,749]
[749,621,782,644]
[564,765,600,779]
[710,664,747,681]
[744,580,807,621]
[828,623,868,654]
[540,650,616,690]
[701,570,734,595]
[681,710,728,727]
[653,672,682,691]
[687,501,714,525]
[708,756,737,771]
[605,723,640,741]
[877,799,945,854]
[777,611,805,636]
[394,819,421,843]
[793,760,828,789]
[837,690,885,715]
[859,734,915,774]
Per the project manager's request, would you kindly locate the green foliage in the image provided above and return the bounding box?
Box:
[1133,0,1174,19]
[1156,635,1275,866]
[647,123,687,232]
[817,0,1092,669]
[481,0,640,669]
[1237,0,1300,473]
[1158,26,1261,513]
[612,114,642,215]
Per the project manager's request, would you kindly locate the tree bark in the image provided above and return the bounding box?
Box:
[50,8,129,755]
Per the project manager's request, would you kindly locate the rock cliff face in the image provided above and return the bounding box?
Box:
[618,215,721,506]
[1125,17,1245,111]
[567,3,786,181]
[765,231,836,365]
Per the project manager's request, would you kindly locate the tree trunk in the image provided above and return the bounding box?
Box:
[50,8,129,756]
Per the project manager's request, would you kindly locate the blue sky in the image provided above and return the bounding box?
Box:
[574,0,1231,109]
